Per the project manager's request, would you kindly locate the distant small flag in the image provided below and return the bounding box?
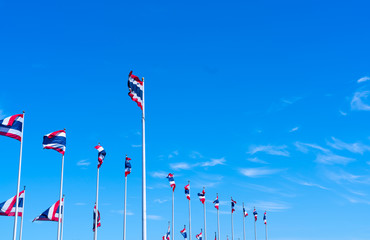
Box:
[263,211,267,224]
[0,190,25,216]
[180,227,187,240]
[33,198,63,222]
[196,231,203,240]
[253,208,258,221]
[213,196,219,210]
[125,155,131,177]
[167,173,176,191]
[0,114,23,141]
[94,145,106,168]
[43,130,66,155]
[163,225,170,240]
[198,189,206,204]
[93,204,101,232]
[243,207,248,217]
[231,198,236,213]
[128,71,144,110]
[214,232,217,240]
[184,184,190,200]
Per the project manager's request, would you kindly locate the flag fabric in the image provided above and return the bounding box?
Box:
[196,231,202,240]
[128,71,143,110]
[184,184,190,200]
[243,207,248,217]
[125,156,131,177]
[167,173,176,191]
[213,196,219,210]
[263,211,267,224]
[163,225,170,240]
[33,199,63,222]
[93,204,101,232]
[231,198,236,213]
[0,114,23,141]
[198,190,205,204]
[253,208,258,221]
[0,190,25,216]
[94,145,106,168]
[180,227,187,240]
[43,130,66,155]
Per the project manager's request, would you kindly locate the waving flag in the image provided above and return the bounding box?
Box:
[93,204,101,232]
[94,145,106,168]
[0,190,25,216]
[263,211,267,224]
[0,114,24,141]
[196,231,203,240]
[231,198,237,213]
[125,155,131,177]
[198,189,206,204]
[243,207,248,217]
[213,196,219,210]
[163,225,170,240]
[167,173,176,191]
[180,227,187,240]
[43,130,66,155]
[33,199,63,222]
[128,71,144,110]
[184,184,190,200]
[253,208,258,221]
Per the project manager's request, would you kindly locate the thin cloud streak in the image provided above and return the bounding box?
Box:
[248,145,289,157]
[239,168,283,178]
[327,137,370,154]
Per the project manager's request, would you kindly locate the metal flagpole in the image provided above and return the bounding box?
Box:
[265,217,267,240]
[57,128,65,240]
[19,186,26,240]
[242,203,245,240]
[203,187,207,240]
[172,189,175,240]
[123,175,127,240]
[141,77,147,240]
[253,207,256,240]
[94,167,100,240]
[231,199,234,240]
[61,195,65,240]
[217,193,220,240]
[188,181,192,240]
[13,111,25,240]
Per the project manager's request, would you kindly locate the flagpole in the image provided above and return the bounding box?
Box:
[61,195,65,240]
[203,187,207,240]
[57,151,65,240]
[94,167,100,240]
[231,198,234,240]
[19,186,26,240]
[253,207,256,240]
[123,175,127,240]
[141,77,147,240]
[188,181,192,240]
[13,111,25,240]
[242,203,245,240]
[216,193,220,240]
[172,189,175,240]
[265,217,267,240]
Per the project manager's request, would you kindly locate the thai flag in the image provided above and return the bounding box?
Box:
[198,190,206,204]
[180,227,187,240]
[231,198,236,213]
[125,156,131,177]
[0,190,25,216]
[93,204,101,232]
[94,145,106,168]
[33,198,63,222]
[128,71,143,110]
[43,130,66,155]
[243,207,248,217]
[163,225,170,240]
[184,184,190,200]
[213,196,219,210]
[263,211,267,224]
[253,208,258,221]
[196,231,202,240]
[167,173,176,191]
[0,114,23,141]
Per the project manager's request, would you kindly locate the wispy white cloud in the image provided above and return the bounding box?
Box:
[286,177,329,190]
[200,157,226,167]
[289,126,299,132]
[294,142,330,153]
[324,169,363,184]
[147,215,163,220]
[170,158,226,171]
[247,157,268,164]
[268,97,302,113]
[154,199,168,204]
[110,210,134,215]
[248,201,290,212]
[357,76,370,83]
[150,171,168,178]
[77,160,90,167]
[131,144,142,148]
[168,150,179,159]
[351,91,370,111]
[170,162,192,170]
[339,110,347,116]
[327,137,370,154]
[239,168,283,178]
[316,153,355,165]
[189,151,203,159]
[248,145,289,157]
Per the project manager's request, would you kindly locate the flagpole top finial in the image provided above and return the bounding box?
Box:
[142,77,144,81]
[23,185,26,190]
[64,128,66,131]
[22,110,25,113]
[188,180,190,183]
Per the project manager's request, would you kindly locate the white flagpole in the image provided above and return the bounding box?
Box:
[141,77,147,240]
[13,111,25,240]
[57,149,65,240]
[265,218,267,240]
[203,187,207,240]
[172,189,175,240]
[253,207,256,240]
[188,181,192,240]
[231,199,234,240]
[242,203,245,240]
[217,193,220,240]
[94,167,100,240]
[18,186,26,240]
[61,195,65,240]
[123,174,127,240]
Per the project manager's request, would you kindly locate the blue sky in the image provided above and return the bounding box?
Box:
[1,0,370,239]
